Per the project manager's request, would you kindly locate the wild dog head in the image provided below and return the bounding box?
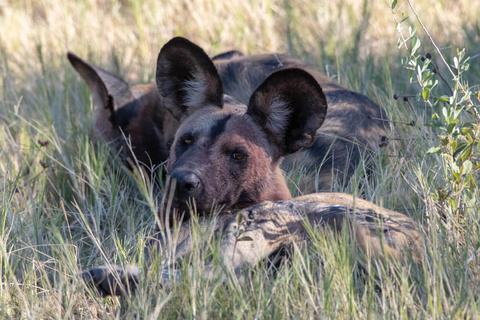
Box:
[67,53,178,169]
[156,37,328,214]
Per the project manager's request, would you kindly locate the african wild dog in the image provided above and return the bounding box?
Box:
[80,38,422,297]
[68,39,389,191]
[156,37,328,216]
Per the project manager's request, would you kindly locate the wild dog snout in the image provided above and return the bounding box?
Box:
[170,170,203,202]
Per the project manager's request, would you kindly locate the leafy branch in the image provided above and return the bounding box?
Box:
[391,0,480,218]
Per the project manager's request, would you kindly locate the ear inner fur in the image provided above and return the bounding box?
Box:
[67,52,137,141]
[67,52,134,110]
[156,37,224,121]
[246,68,328,156]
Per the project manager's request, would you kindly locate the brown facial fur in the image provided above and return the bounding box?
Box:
[157,38,327,216]
[166,105,292,212]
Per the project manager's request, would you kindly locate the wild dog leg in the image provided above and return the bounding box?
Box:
[79,212,236,297]
[80,264,142,297]
[219,193,423,273]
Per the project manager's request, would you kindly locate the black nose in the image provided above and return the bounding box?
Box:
[170,171,201,196]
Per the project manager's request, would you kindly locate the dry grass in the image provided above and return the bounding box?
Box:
[1,0,480,318]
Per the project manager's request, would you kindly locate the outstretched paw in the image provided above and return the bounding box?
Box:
[80,265,141,297]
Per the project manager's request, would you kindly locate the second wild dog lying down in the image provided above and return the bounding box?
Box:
[82,194,423,297]
[68,39,389,192]
[80,38,422,296]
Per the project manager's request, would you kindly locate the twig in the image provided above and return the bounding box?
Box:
[405,0,455,78]
[367,116,415,126]
[432,60,454,95]
[406,0,472,105]
[390,5,409,50]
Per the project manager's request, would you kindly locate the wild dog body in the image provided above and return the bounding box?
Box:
[69,45,388,190]
[80,38,422,297]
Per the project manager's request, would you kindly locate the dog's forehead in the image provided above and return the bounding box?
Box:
[178,97,247,135]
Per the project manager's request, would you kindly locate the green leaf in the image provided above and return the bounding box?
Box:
[401,56,408,66]
[442,106,448,120]
[461,146,472,162]
[453,142,468,158]
[425,121,444,129]
[397,38,403,49]
[447,122,457,134]
[409,26,416,37]
[465,132,473,142]
[452,172,460,181]
[426,147,442,154]
[469,175,477,192]
[453,106,464,119]
[236,213,243,224]
[440,136,449,145]
[437,95,450,102]
[461,63,470,72]
[422,88,430,101]
[412,36,421,55]
[462,160,473,175]
[391,0,397,9]
[417,64,423,78]
[423,73,433,83]
[451,140,457,150]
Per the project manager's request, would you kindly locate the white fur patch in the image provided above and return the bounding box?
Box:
[266,96,292,137]
[183,71,208,107]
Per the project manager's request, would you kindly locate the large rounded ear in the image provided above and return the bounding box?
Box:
[156,37,224,122]
[67,52,134,140]
[246,68,327,156]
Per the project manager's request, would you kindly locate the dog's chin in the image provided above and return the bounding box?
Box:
[164,197,203,214]
[174,201,227,216]
[161,194,228,217]
[164,198,190,212]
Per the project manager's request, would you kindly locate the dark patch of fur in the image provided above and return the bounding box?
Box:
[208,115,232,143]
[211,50,245,61]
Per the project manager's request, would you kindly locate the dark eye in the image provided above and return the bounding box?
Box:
[181,134,194,146]
[232,152,246,160]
